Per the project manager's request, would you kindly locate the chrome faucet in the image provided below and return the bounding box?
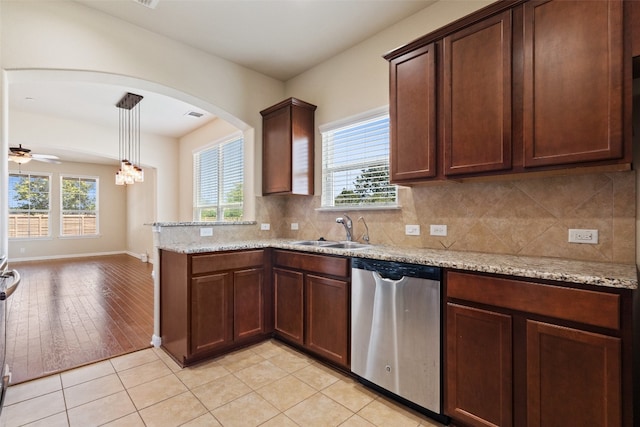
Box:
[358,216,370,243]
[336,214,353,241]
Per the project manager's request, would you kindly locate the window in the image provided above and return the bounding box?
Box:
[8,173,51,238]
[194,136,244,222]
[320,112,396,208]
[61,175,98,236]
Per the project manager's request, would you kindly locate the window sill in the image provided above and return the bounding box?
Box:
[58,234,101,240]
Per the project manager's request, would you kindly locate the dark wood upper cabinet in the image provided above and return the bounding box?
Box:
[443,11,512,176]
[386,0,631,183]
[522,0,624,168]
[261,98,316,195]
[388,43,437,183]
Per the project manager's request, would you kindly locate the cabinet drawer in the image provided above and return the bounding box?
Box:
[273,250,349,278]
[192,250,264,275]
[447,271,620,330]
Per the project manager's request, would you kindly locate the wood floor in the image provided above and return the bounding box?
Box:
[5,254,154,384]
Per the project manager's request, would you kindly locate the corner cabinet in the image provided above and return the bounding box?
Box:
[445,271,631,427]
[272,250,350,369]
[261,98,317,196]
[160,249,272,366]
[385,0,631,183]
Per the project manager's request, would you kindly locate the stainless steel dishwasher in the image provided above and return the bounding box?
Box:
[351,257,445,421]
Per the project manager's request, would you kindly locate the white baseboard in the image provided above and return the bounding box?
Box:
[10,251,156,264]
[125,251,155,265]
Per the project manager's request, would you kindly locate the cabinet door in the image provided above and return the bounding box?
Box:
[263,105,292,194]
[273,268,304,345]
[443,11,512,176]
[190,273,232,355]
[233,267,265,341]
[305,274,349,367]
[446,303,513,427]
[389,43,437,182]
[526,320,621,427]
[523,0,624,167]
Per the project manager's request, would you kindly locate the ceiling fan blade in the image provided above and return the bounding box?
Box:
[32,153,60,160]
[33,157,62,164]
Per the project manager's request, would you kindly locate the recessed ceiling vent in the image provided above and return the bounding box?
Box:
[132,0,159,9]
[185,111,204,118]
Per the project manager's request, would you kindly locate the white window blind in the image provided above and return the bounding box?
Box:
[194,137,244,222]
[61,176,98,236]
[8,173,51,238]
[321,113,396,208]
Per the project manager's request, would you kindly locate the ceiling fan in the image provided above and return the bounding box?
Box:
[8,144,61,165]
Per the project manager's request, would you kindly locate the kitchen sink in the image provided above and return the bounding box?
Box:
[291,240,371,250]
[292,240,337,247]
[326,242,371,249]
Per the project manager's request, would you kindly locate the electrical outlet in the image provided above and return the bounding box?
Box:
[199,227,213,237]
[568,229,598,244]
[405,225,420,236]
[430,224,447,236]
[261,223,271,231]
[291,223,299,230]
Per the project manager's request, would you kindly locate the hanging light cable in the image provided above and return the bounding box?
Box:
[115,92,144,186]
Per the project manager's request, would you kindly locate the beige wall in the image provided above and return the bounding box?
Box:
[7,160,127,260]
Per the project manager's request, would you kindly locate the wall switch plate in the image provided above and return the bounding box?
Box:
[261,223,271,231]
[199,227,213,237]
[291,223,299,230]
[430,224,447,236]
[568,229,598,244]
[405,225,420,236]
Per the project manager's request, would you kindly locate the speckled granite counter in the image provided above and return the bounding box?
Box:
[157,239,638,290]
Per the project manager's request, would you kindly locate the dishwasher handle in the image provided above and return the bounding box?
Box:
[352,258,441,281]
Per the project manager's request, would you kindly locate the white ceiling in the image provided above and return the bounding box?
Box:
[9,0,434,163]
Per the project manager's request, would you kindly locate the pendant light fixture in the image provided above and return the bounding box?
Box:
[115,92,144,185]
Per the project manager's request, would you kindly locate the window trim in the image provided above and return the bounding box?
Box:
[193,132,245,222]
[59,174,99,237]
[8,171,53,239]
[318,107,398,211]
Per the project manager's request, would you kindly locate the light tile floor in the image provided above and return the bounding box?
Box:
[0,340,445,427]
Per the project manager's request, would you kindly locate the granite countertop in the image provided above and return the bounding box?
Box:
[158,239,638,290]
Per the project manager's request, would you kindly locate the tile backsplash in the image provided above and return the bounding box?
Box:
[268,171,635,264]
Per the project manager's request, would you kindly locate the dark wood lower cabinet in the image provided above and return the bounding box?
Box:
[446,303,513,427]
[233,268,265,341]
[160,249,270,366]
[526,320,621,427]
[191,272,231,354]
[273,267,304,345]
[272,250,350,369]
[305,274,349,367]
[445,271,627,427]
